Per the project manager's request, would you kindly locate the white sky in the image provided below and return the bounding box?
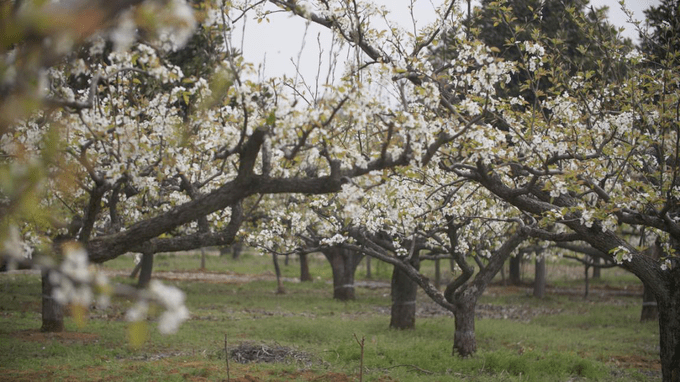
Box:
[234,0,660,84]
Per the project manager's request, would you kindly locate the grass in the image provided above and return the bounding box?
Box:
[0,251,660,381]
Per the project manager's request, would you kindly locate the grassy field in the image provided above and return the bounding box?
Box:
[0,251,660,381]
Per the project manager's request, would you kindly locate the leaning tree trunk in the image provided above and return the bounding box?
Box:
[299,253,312,282]
[390,255,420,330]
[41,269,64,332]
[272,253,286,294]
[321,246,363,301]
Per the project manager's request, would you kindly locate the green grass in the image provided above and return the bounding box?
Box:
[0,253,660,381]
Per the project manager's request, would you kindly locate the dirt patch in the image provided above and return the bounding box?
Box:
[10,329,99,344]
[608,354,661,371]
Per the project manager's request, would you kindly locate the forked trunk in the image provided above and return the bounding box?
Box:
[453,301,476,357]
[322,246,363,301]
[390,256,419,330]
[41,269,64,332]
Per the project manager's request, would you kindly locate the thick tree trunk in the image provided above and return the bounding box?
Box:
[453,300,476,357]
[390,256,420,330]
[533,255,546,299]
[509,255,521,285]
[299,253,312,282]
[322,246,363,301]
[137,253,154,289]
[41,269,64,332]
[658,292,680,382]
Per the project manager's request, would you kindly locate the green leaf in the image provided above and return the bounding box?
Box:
[266,111,276,126]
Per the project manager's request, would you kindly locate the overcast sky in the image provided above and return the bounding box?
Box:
[234,0,660,84]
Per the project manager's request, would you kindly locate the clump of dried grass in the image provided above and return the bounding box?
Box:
[230,341,317,367]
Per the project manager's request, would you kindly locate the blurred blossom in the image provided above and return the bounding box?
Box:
[126,300,149,322]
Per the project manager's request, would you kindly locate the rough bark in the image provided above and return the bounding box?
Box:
[41,269,64,332]
[453,298,476,357]
[658,269,680,382]
[390,255,420,330]
[321,246,363,301]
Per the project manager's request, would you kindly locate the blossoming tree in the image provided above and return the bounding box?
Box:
[265,0,679,379]
[2,0,680,380]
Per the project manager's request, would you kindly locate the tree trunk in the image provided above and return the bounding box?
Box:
[200,247,206,270]
[41,269,64,332]
[231,241,243,260]
[322,246,363,301]
[533,254,546,299]
[390,256,420,330]
[509,255,521,285]
[641,283,659,322]
[584,262,590,299]
[641,240,661,322]
[434,257,441,289]
[658,290,680,382]
[591,256,601,279]
[272,253,286,294]
[365,256,372,279]
[137,252,154,289]
[453,300,476,357]
[299,253,312,282]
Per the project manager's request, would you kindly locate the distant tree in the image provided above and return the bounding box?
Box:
[641,0,680,67]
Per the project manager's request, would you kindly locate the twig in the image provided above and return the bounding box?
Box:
[353,333,365,382]
[225,333,230,382]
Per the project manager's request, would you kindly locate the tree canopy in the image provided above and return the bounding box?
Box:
[1,0,680,380]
